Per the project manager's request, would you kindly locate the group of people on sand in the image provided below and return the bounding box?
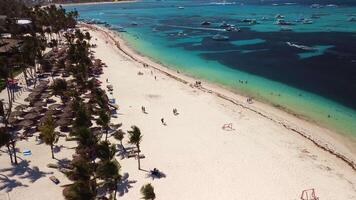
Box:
[141,106,179,126]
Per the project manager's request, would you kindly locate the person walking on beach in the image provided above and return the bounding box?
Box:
[141,106,146,114]
[161,118,166,125]
[173,108,179,116]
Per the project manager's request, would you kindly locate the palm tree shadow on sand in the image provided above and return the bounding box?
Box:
[146,169,167,180]
[116,172,137,197]
[116,146,135,160]
[0,174,28,192]
[0,159,53,183]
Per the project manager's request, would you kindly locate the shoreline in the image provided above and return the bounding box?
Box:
[80,23,356,170]
[57,0,135,6]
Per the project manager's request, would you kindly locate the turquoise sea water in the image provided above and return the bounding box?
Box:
[65,1,356,139]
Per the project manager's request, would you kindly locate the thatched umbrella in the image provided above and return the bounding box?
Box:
[10,110,24,118]
[8,117,18,124]
[41,92,52,99]
[38,80,50,86]
[56,118,71,127]
[33,101,47,107]
[48,104,62,110]
[24,97,35,102]
[63,105,73,113]
[58,112,73,119]
[17,119,34,127]
[28,92,41,98]
[46,98,56,104]
[15,105,27,111]
[31,107,47,113]
[45,109,61,116]
[90,127,102,136]
[23,112,40,120]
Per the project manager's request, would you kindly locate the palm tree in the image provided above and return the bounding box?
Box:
[128,126,143,170]
[113,129,125,151]
[63,181,96,200]
[140,183,156,200]
[96,110,110,141]
[96,159,121,200]
[51,78,68,100]
[38,115,58,159]
[0,127,13,164]
[96,141,116,161]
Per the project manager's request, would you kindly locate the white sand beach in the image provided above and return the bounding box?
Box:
[1,24,356,200]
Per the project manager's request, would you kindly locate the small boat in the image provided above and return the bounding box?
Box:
[286,42,316,51]
[225,26,240,32]
[302,19,313,24]
[201,21,211,26]
[276,19,294,25]
[131,22,138,26]
[178,6,184,9]
[212,34,229,41]
[219,21,231,28]
[242,19,258,24]
[275,14,285,19]
[177,30,185,36]
[348,17,356,22]
[310,4,323,9]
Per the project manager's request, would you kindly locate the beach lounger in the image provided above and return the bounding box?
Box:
[49,176,60,185]
[47,163,59,169]
[109,103,119,110]
[136,154,145,159]
[127,153,136,158]
[109,99,116,104]
[23,149,32,156]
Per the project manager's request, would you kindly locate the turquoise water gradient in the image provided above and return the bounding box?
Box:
[65,1,356,139]
[122,32,356,138]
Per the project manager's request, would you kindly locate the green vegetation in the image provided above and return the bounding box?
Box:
[141,183,156,200]
[0,1,154,199]
[39,115,58,159]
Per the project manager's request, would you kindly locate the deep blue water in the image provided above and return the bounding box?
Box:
[64,0,356,137]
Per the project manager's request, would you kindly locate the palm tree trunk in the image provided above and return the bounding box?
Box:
[51,144,55,159]
[137,145,141,170]
[120,140,125,151]
[6,144,13,164]
[114,178,118,200]
[11,140,17,164]
[105,129,108,142]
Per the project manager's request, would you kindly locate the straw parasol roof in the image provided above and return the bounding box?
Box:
[46,98,56,104]
[33,101,47,107]
[58,112,73,119]
[8,117,18,124]
[56,118,71,127]
[10,110,24,118]
[24,97,34,102]
[90,127,102,136]
[63,105,73,113]
[48,104,62,110]
[41,93,52,99]
[23,112,40,120]
[30,107,47,113]
[28,92,41,98]
[15,105,27,111]
[17,119,34,127]
[45,109,61,116]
